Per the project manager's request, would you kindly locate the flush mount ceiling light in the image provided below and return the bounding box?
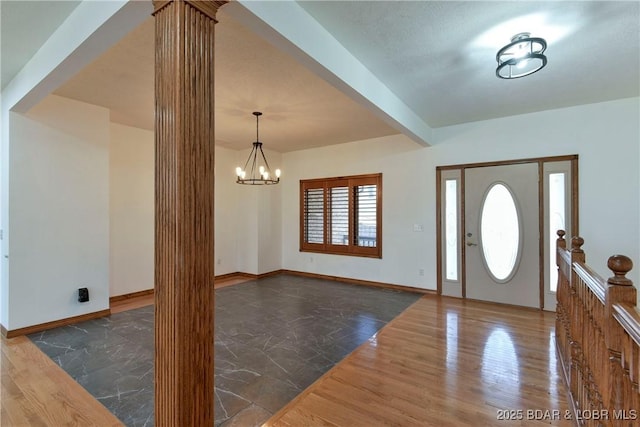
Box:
[496,32,547,79]
[235,112,281,185]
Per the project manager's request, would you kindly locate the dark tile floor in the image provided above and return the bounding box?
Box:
[29,274,421,426]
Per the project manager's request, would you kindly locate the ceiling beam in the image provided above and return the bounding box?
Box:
[2,0,151,114]
[225,0,433,146]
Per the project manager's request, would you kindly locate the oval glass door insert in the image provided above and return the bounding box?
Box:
[479,183,522,282]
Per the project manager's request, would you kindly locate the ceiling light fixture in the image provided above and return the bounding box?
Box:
[235,112,281,185]
[496,32,547,79]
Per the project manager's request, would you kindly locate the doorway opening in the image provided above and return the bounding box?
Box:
[436,155,578,310]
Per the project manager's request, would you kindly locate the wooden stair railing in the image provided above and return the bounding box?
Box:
[555,230,639,426]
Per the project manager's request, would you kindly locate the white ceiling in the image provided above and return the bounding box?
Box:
[50,12,399,152]
[299,1,640,127]
[2,1,639,152]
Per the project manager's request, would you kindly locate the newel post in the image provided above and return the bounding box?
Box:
[570,236,585,264]
[556,229,567,250]
[604,255,635,418]
[555,230,567,293]
[556,230,566,266]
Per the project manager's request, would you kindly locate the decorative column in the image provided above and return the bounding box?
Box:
[153,1,226,425]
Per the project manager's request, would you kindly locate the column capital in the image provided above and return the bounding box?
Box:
[153,0,228,20]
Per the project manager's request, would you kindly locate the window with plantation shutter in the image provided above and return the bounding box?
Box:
[300,173,382,258]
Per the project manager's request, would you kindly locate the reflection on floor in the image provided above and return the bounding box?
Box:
[266,296,572,427]
[28,274,421,426]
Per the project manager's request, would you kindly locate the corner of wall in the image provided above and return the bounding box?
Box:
[6,95,111,330]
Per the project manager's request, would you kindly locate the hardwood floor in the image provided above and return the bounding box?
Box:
[1,335,122,426]
[2,288,571,427]
[265,295,572,427]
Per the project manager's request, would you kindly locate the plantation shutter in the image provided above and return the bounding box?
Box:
[350,175,381,256]
[326,179,350,254]
[301,182,326,251]
[354,184,377,248]
[305,188,324,243]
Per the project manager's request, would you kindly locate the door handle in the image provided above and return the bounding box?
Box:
[466,242,477,247]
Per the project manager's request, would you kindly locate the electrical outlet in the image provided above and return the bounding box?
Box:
[78,287,89,303]
[217,258,222,265]
[419,269,425,276]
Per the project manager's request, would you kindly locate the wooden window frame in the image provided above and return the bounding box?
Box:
[300,173,382,258]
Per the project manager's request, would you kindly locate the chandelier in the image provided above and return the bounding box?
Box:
[496,32,547,79]
[235,112,281,185]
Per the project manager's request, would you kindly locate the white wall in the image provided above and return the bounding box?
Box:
[109,123,154,297]
[281,98,640,296]
[109,140,244,296]
[258,150,282,274]
[215,146,241,276]
[108,139,250,285]
[1,107,10,328]
[258,185,282,274]
[108,132,260,294]
[7,95,110,330]
[235,184,259,274]
[282,134,430,288]
[233,148,282,275]
[4,102,252,330]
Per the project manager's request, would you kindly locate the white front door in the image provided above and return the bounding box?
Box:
[464,163,540,308]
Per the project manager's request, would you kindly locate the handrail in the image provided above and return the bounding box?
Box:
[555,230,639,426]
[572,261,606,303]
[612,303,640,347]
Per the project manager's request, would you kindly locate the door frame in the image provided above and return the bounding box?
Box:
[436,155,579,309]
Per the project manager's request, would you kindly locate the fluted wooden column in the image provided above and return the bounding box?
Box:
[153,1,226,425]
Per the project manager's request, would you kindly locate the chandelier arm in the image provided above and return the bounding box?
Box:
[241,145,254,173]
[249,144,259,180]
[258,144,273,174]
